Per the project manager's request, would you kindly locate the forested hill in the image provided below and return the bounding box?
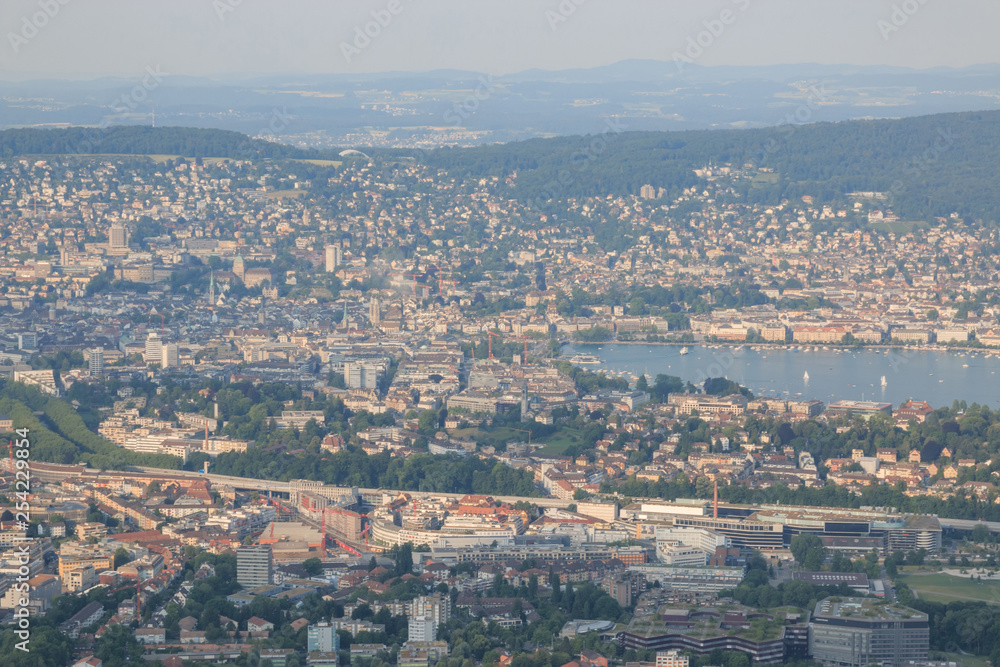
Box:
[5,110,1000,223]
[0,125,314,160]
[420,109,1000,224]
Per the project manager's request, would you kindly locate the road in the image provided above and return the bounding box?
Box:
[938,518,1000,533]
[133,465,573,508]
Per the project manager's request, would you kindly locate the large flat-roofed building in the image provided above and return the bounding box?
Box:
[627,566,744,593]
[667,394,748,417]
[624,501,940,554]
[825,400,893,419]
[430,543,648,565]
[809,598,928,667]
[276,410,326,429]
[792,572,869,595]
[668,515,785,550]
[619,605,808,663]
[576,500,619,523]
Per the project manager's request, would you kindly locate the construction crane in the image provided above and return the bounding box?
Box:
[424,263,446,295]
[487,331,502,360]
[334,539,362,557]
[107,579,144,619]
[512,334,530,365]
[266,496,293,515]
[320,510,327,550]
[404,273,422,296]
[511,428,532,445]
[147,310,165,335]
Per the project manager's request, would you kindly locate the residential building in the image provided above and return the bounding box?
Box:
[236,545,273,588]
[308,621,340,653]
[408,615,436,643]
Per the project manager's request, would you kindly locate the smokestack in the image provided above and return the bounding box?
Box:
[713,480,718,519]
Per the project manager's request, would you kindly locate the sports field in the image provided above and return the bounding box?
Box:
[900,572,1000,604]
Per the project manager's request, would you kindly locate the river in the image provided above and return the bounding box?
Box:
[562,343,1000,408]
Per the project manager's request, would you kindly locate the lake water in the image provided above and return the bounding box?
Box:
[563,343,1000,409]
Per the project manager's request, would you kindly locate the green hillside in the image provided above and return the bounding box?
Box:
[0,381,180,470]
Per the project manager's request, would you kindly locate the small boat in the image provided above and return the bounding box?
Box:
[880,376,887,387]
[803,370,810,382]
[679,347,689,355]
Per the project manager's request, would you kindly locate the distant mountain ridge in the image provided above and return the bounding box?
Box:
[3,60,1000,140]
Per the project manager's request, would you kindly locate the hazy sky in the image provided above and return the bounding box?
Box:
[1,0,996,79]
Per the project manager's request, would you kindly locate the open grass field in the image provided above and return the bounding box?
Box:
[264,189,306,200]
[929,652,991,667]
[869,220,930,234]
[750,172,780,187]
[534,428,583,455]
[899,572,1000,604]
[297,159,343,167]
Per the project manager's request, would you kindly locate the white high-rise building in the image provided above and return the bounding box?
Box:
[345,362,378,389]
[88,348,104,376]
[307,621,339,653]
[144,333,161,364]
[408,595,451,625]
[17,332,37,350]
[109,224,129,251]
[325,244,343,273]
[408,616,436,643]
[161,343,179,369]
[236,545,272,588]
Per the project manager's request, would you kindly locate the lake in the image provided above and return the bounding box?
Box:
[563,343,1000,409]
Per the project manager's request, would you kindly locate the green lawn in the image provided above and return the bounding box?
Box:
[750,173,779,187]
[869,220,930,234]
[929,652,991,667]
[900,572,1000,604]
[534,428,583,455]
